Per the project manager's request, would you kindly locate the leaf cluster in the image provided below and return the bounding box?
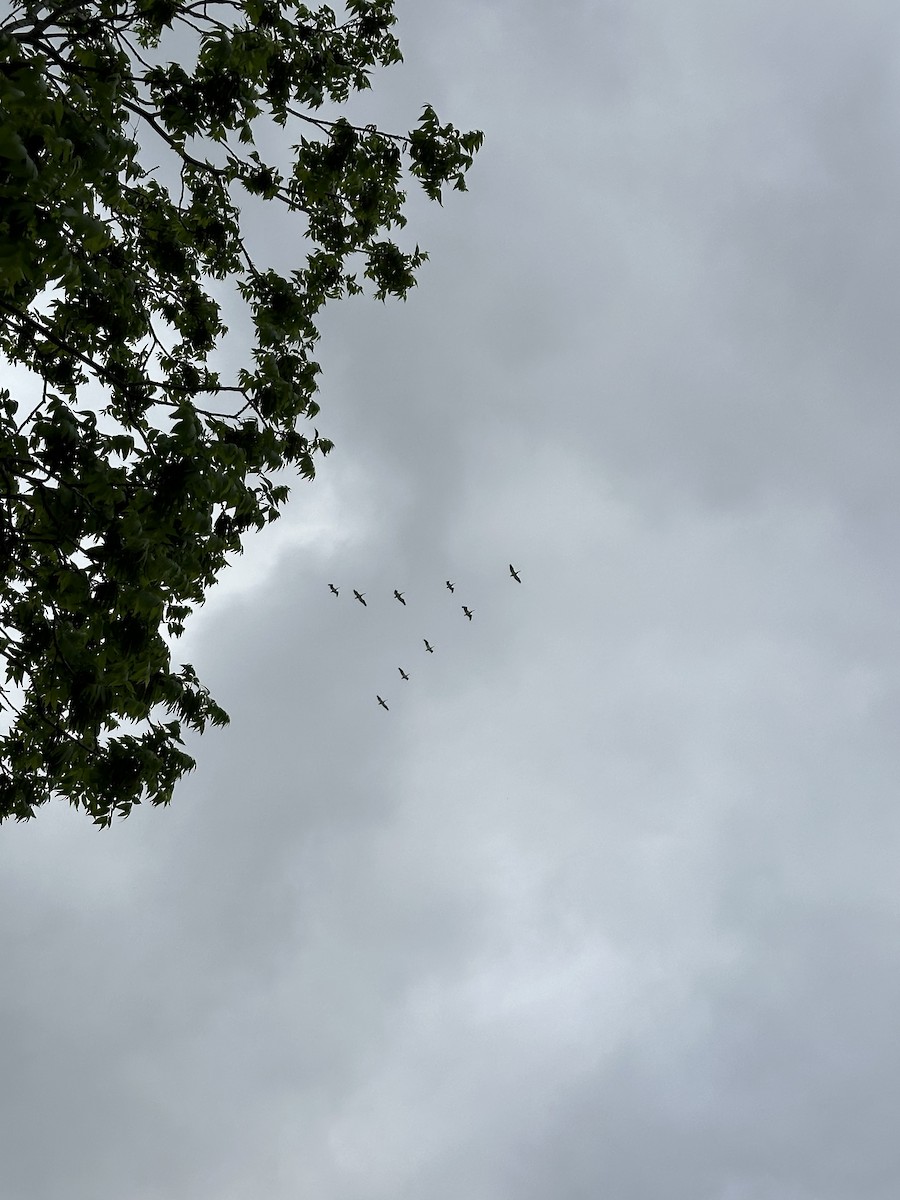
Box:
[0,0,482,824]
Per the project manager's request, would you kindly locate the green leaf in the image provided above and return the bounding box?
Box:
[0,0,481,826]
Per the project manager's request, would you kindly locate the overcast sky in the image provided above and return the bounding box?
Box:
[4,1,900,1197]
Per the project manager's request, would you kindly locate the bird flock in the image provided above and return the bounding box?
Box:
[328,565,522,711]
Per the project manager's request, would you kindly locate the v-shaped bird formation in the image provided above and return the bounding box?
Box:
[327,564,523,711]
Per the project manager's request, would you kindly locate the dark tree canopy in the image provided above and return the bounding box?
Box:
[0,0,482,825]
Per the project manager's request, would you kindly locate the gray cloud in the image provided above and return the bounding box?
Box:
[3,1,900,1197]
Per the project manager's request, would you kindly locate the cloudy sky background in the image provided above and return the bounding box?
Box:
[4,0,900,1196]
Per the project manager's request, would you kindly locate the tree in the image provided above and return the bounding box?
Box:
[0,0,482,825]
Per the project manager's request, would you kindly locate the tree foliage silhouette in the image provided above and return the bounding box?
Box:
[0,0,482,824]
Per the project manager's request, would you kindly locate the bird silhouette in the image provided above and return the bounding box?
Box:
[445,580,455,593]
[509,564,522,583]
[377,695,389,711]
[423,639,434,653]
[393,590,406,606]
[328,583,339,596]
[353,589,367,606]
[462,606,473,621]
[398,667,410,681]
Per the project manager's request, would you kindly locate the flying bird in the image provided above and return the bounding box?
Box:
[376,695,389,711]
[445,580,455,593]
[398,667,410,681]
[509,564,522,583]
[462,606,473,621]
[353,589,367,606]
[423,639,434,654]
[328,583,339,596]
[393,590,406,606]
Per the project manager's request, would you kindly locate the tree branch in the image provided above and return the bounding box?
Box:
[120,97,230,178]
